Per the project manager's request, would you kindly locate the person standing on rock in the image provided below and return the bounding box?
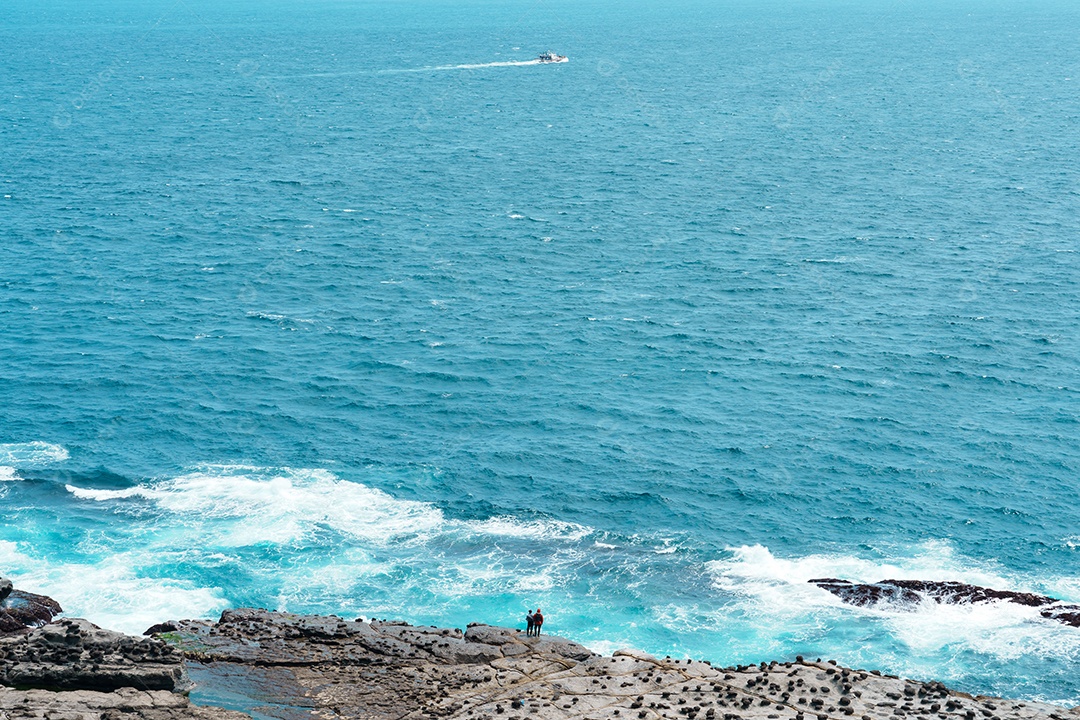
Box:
[532,608,543,636]
[525,610,535,636]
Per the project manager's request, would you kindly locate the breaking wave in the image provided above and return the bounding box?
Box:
[65,465,592,547]
[706,544,1080,695]
[68,466,445,546]
[52,464,596,632]
[0,540,228,635]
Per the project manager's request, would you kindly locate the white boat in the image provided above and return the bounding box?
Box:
[537,52,568,64]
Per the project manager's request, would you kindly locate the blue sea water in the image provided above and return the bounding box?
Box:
[2,0,1080,705]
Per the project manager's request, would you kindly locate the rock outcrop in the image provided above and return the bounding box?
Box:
[810,579,1080,628]
[0,581,243,720]
[0,575,62,634]
[0,617,190,692]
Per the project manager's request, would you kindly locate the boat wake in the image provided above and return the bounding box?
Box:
[383,59,553,74]
[271,57,565,79]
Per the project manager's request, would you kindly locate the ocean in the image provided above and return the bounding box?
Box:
[2,0,1079,705]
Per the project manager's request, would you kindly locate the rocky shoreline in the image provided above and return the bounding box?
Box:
[1,576,1078,720]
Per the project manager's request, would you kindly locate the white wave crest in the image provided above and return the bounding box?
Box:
[65,485,145,500]
[67,465,445,546]
[0,467,18,482]
[0,441,69,466]
[467,517,591,542]
[66,465,597,550]
[709,541,1018,596]
[706,542,1024,625]
[513,573,555,592]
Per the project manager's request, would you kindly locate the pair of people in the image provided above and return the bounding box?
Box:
[525,608,544,637]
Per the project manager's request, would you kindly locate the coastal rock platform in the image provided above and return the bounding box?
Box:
[0,597,1078,720]
[0,618,189,692]
[148,609,1080,720]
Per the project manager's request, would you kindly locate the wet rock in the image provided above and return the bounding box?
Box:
[809,579,921,607]
[1038,605,1080,629]
[883,581,1053,608]
[0,587,63,634]
[145,621,180,636]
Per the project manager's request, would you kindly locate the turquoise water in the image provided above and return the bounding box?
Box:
[3,0,1080,704]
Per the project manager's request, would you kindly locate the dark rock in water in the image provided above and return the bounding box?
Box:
[1039,605,1080,628]
[810,578,1080,629]
[882,580,1055,608]
[0,589,63,634]
[145,620,180,636]
[0,577,12,602]
[0,617,189,692]
[809,579,921,607]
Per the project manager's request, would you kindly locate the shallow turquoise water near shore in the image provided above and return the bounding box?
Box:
[2,0,1080,704]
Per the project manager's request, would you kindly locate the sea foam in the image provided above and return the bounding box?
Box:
[57,464,598,629]
[0,540,227,636]
[0,441,69,466]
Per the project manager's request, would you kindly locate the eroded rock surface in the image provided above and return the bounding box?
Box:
[151,610,1080,720]
[0,618,189,692]
[810,579,1080,628]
